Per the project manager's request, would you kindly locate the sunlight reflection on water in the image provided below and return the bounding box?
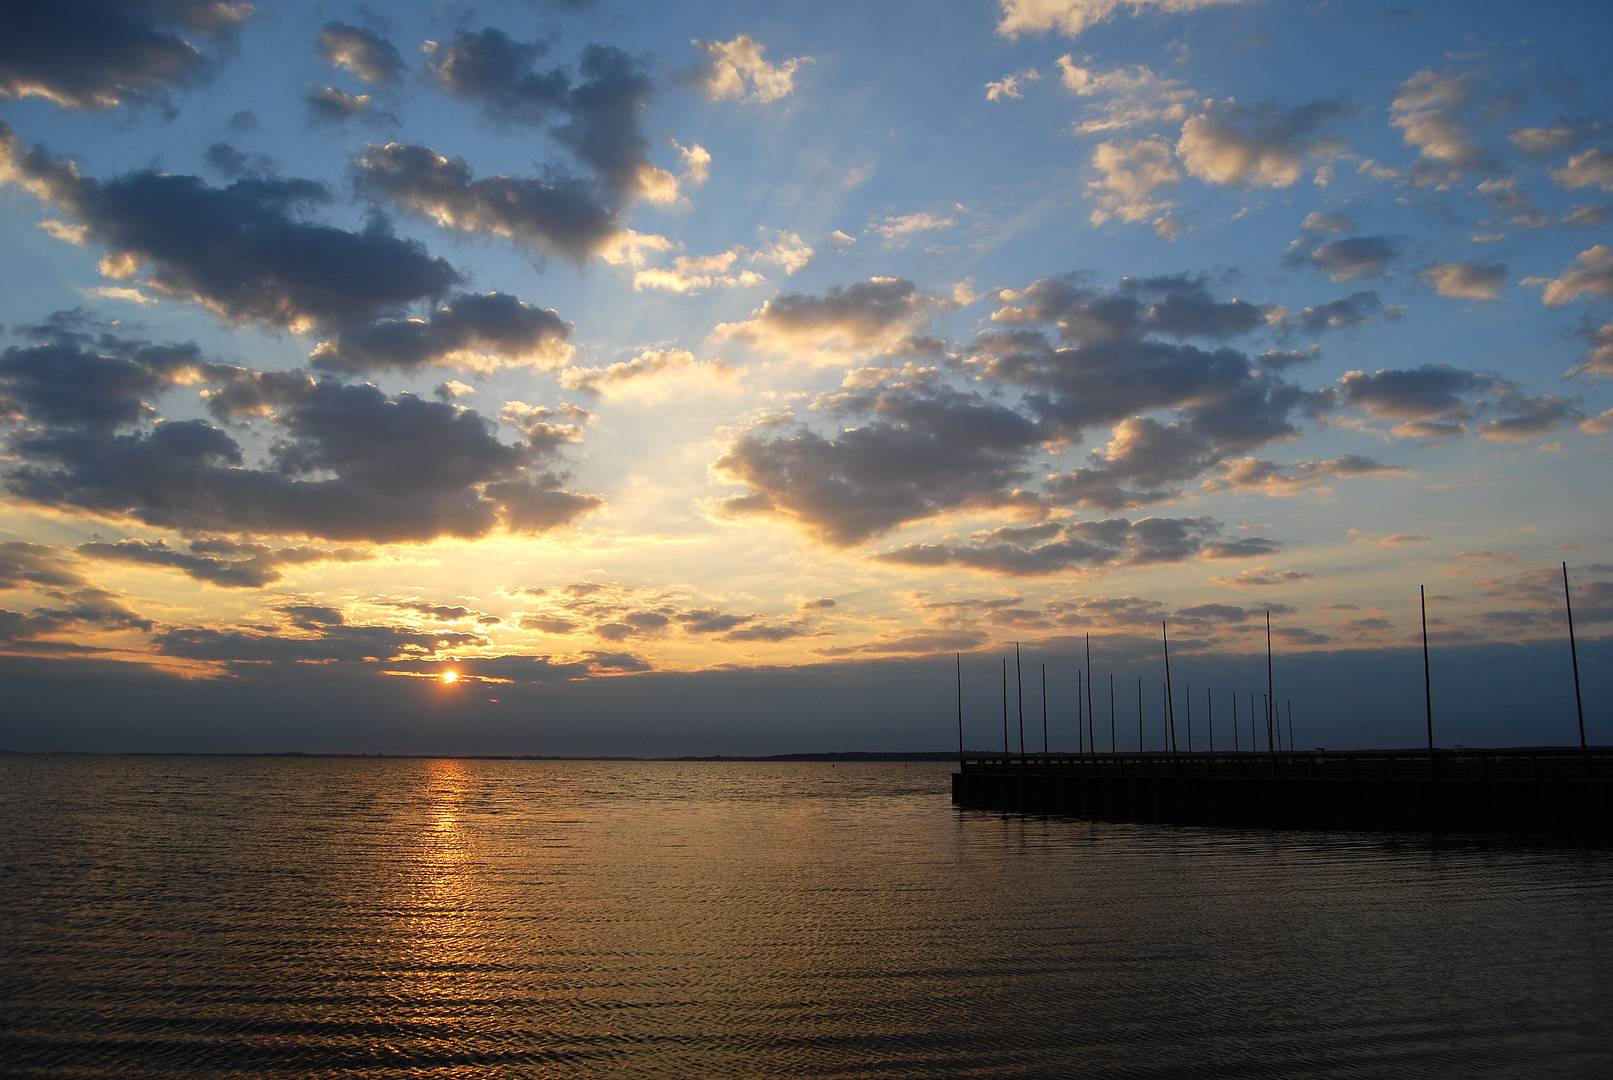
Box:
[2,755,1610,1076]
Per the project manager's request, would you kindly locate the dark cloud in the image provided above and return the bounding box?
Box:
[0,122,461,332]
[1337,363,1492,420]
[353,141,620,264]
[311,292,572,375]
[1175,603,1249,622]
[1293,291,1402,334]
[0,0,250,111]
[425,27,569,124]
[713,384,1040,546]
[79,538,365,589]
[3,366,601,543]
[1287,235,1400,282]
[876,516,1249,576]
[720,277,941,354]
[1205,454,1409,495]
[155,623,487,665]
[0,321,204,431]
[380,599,499,624]
[0,542,89,591]
[317,22,405,86]
[305,86,395,127]
[991,272,1274,343]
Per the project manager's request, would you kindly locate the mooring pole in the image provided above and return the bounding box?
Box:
[1015,641,1025,761]
[1265,611,1276,757]
[1162,621,1178,756]
[1564,563,1587,763]
[1077,669,1085,757]
[1186,683,1193,753]
[1001,657,1009,759]
[1287,699,1294,755]
[1421,586,1434,767]
[1109,672,1117,757]
[956,652,964,769]
[1042,664,1049,756]
[1085,633,1095,762]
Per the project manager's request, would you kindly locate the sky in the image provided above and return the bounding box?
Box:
[0,0,1610,755]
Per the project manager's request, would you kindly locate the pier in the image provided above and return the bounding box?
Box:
[952,749,1613,839]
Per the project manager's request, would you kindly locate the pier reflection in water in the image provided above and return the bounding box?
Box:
[2,755,1611,1076]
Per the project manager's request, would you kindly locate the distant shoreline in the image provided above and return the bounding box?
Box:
[0,749,971,762]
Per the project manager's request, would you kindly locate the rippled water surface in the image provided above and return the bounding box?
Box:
[2,755,1611,1077]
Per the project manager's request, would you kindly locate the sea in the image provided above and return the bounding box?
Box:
[2,755,1610,1077]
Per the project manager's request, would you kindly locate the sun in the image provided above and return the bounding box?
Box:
[440,670,459,685]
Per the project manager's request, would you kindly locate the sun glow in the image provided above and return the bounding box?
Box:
[440,670,459,685]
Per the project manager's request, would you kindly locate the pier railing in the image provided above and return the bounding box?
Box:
[959,747,1613,781]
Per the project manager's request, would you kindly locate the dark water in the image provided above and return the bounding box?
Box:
[2,756,1610,1077]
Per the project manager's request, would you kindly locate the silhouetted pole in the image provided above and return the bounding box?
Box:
[1162,621,1178,756]
[1077,669,1085,756]
[1250,693,1257,752]
[998,657,1007,757]
[1564,563,1587,761]
[1016,641,1025,761]
[1042,664,1049,756]
[1085,633,1095,761]
[1421,586,1434,766]
[956,652,964,768]
[1109,672,1117,756]
[1265,611,1276,757]
[1287,699,1294,754]
[1162,681,1168,753]
[1137,677,1144,753]
[1232,692,1239,752]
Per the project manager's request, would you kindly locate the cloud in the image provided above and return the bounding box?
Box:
[1057,57,1192,134]
[692,33,807,103]
[1301,211,1351,233]
[0,0,250,111]
[310,292,572,375]
[715,277,943,359]
[1572,320,1613,379]
[1,123,461,333]
[0,318,206,431]
[1419,261,1507,301]
[2,352,602,543]
[712,384,1040,545]
[996,0,1248,39]
[1287,235,1399,281]
[353,141,621,264]
[1337,363,1492,420]
[868,211,960,240]
[155,621,487,665]
[986,69,1040,102]
[0,542,91,591]
[877,516,1269,576]
[1176,98,1351,187]
[79,538,364,589]
[1530,245,1613,306]
[1205,455,1409,496]
[633,248,764,293]
[423,27,570,124]
[1389,68,1491,182]
[1087,137,1180,229]
[1551,147,1613,193]
[1292,290,1402,333]
[304,86,394,126]
[560,349,739,399]
[317,22,404,86]
[1210,566,1312,588]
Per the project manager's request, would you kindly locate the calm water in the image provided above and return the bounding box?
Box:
[1,756,1610,1077]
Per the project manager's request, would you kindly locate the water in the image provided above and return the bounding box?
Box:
[2,756,1609,1077]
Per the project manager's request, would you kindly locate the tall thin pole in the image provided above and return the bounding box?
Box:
[956,652,964,768]
[1042,664,1049,756]
[1162,681,1168,752]
[1265,611,1276,757]
[1137,677,1144,753]
[1085,634,1095,761]
[1162,621,1178,756]
[1015,641,1025,760]
[1564,563,1587,760]
[1421,586,1434,765]
[1077,669,1084,756]
[1001,657,1008,759]
[1186,683,1193,753]
[1287,699,1294,755]
[1109,672,1117,755]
